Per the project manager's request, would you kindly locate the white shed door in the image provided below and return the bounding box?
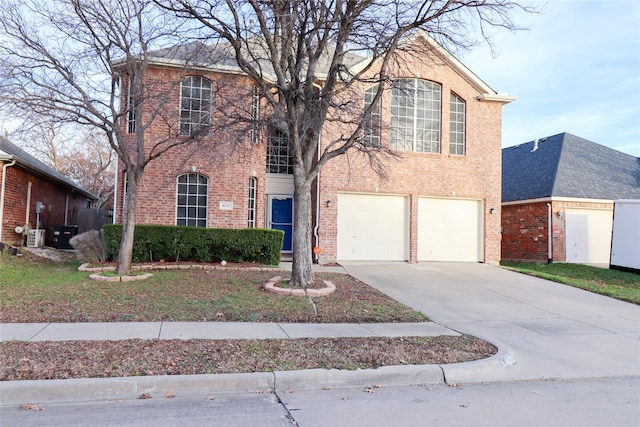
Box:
[418,198,482,262]
[565,208,613,264]
[337,194,408,261]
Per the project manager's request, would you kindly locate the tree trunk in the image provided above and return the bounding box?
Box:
[116,176,138,275]
[290,177,315,287]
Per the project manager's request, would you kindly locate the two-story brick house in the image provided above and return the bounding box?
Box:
[114,34,513,264]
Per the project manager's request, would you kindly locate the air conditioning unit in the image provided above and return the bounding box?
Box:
[27,229,45,248]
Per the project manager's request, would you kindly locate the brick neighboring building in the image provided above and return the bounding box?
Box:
[115,34,514,264]
[501,133,640,264]
[0,137,96,246]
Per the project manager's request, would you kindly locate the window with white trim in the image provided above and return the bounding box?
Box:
[363,85,381,147]
[390,78,441,153]
[267,130,292,174]
[247,177,257,228]
[180,76,212,136]
[450,92,466,155]
[251,86,260,144]
[127,74,137,134]
[176,173,208,227]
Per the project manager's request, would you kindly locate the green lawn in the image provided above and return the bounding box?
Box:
[501,262,640,304]
[0,254,428,323]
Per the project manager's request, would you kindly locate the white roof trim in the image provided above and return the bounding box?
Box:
[502,196,615,206]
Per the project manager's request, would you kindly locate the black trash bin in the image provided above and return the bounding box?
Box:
[53,225,79,249]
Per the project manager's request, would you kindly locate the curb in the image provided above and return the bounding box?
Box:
[0,353,521,406]
[0,372,275,405]
[0,364,448,405]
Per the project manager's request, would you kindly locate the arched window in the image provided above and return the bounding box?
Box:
[450,92,466,155]
[390,78,441,153]
[176,173,208,227]
[180,76,212,135]
[363,85,381,147]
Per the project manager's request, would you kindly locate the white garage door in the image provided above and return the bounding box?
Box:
[565,208,613,264]
[337,194,408,260]
[418,198,482,262]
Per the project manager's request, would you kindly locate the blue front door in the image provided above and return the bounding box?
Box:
[271,196,293,252]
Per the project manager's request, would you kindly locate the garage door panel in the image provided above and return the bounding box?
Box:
[337,194,407,261]
[418,198,481,262]
[565,208,613,264]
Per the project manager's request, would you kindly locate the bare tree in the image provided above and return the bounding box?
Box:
[157,0,534,286]
[5,120,115,210]
[0,0,209,273]
[57,130,116,210]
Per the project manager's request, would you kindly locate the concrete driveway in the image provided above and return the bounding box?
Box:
[342,262,640,383]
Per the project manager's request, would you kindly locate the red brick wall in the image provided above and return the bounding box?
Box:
[1,162,91,245]
[501,202,550,262]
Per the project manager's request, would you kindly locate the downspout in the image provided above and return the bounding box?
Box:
[313,130,321,264]
[26,181,32,228]
[112,159,119,224]
[65,193,69,225]
[547,203,552,264]
[0,159,17,241]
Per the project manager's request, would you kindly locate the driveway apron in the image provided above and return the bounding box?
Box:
[342,262,640,383]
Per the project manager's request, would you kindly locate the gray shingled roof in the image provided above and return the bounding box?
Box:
[146,40,365,81]
[502,132,640,202]
[0,137,97,199]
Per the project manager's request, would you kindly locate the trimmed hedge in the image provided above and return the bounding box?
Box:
[103,224,283,265]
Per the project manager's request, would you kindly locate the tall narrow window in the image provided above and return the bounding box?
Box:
[127,74,137,134]
[363,85,381,147]
[176,173,208,227]
[250,86,260,144]
[450,92,466,155]
[247,177,257,228]
[390,79,441,153]
[267,130,293,174]
[180,76,212,136]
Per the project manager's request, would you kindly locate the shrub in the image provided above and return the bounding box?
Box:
[103,224,283,265]
[70,230,107,263]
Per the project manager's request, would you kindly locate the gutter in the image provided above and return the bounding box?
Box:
[0,158,17,240]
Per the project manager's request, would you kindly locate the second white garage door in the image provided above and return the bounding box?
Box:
[565,208,613,264]
[337,194,408,261]
[418,198,482,262]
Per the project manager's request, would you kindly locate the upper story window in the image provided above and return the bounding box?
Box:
[390,78,441,153]
[250,86,260,144]
[127,74,137,134]
[180,76,212,136]
[363,85,381,147]
[176,173,208,227]
[267,130,293,174]
[450,92,466,155]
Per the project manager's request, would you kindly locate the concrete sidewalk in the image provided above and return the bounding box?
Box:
[0,321,457,342]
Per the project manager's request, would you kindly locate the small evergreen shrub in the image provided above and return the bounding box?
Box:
[70,230,107,263]
[103,224,283,265]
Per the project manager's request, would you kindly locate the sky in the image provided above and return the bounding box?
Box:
[459,0,640,156]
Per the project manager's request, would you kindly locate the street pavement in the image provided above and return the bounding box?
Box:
[1,262,639,426]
